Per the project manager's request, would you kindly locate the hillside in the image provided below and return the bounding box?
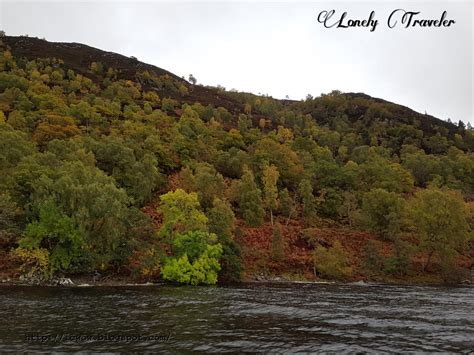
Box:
[0,35,473,285]
[4,36,462,137]
[4,36,243,113]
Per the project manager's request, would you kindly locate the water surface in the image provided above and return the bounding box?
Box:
[0,283,472,352]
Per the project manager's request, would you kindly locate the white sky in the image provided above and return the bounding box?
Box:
[1,0,473,123]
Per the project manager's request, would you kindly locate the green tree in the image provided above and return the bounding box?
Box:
[339,191,359,227]
[278,188,297,225]
[262,163,279,225]
[407,188,472,271]
[361,188,404,240]
[19,200,84,275]
[158,189,208,239]
[162,230,222,285]
[182,163,226,210]
[251,137,304,188]
[384,240,412,276]
[188,74,197,85]
[0,123,36,171]
[238,168,264,226]
[298,179,316,225]
[0,192,23,246]
[208,198,235,240]
[207,198,242,282]
[35,161,130,269]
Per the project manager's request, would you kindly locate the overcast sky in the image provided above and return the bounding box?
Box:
[1,0,472,123]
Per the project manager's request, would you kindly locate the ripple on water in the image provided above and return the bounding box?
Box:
[0,284,473,352]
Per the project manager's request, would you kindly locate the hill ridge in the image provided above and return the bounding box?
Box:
[3,35,459,133]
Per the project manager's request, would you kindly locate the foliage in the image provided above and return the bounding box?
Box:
[313,241,352,280]
[361,240,385,278]
[208,198,235,240]
[207,198,241,281]
[238,168,264,226]
[384,240,412,276]
[162,231,222,285]
[406,188,472,271]
[278,188,295,219]
[0,41,473,283]
[218,238,242,283]
[13,247,50,278]
[298,179,317,225]
[361,188,404,240]
[19,200,85,274]
[158,189,208,238]
[262,163,279,225]
[181,163,226,210]
[0,192,22,235]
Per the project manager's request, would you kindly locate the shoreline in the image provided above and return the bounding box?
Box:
[1,276,471,288]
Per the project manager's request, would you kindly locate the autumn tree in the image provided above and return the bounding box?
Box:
[158,189,208,239]
[181,163,226,210]
[32,114,81,146]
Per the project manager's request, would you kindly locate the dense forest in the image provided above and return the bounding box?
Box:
[0,35,473,285]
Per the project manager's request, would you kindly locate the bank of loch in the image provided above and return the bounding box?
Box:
[0,35,473,287]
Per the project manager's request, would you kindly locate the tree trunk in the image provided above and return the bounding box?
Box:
[285,206,295,227]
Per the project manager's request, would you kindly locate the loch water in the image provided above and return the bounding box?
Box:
[0,283,472,353]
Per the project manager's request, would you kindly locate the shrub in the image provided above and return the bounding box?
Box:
[313,241,352,280]
[161,98,178,112]
[361,240,385,278]
[12,247,50,278]
[384,240,411,276]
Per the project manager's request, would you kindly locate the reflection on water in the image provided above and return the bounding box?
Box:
[0,283,472,352]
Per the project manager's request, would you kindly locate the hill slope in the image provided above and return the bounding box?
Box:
[0,35,472,285]
[4,36,244,113]
[4,36,463,137]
